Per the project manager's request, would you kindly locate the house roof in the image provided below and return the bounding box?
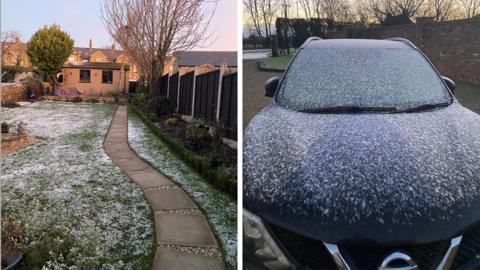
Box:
[3,42,28,51]
[63,62,129,70]
[174,51,237,67]
[72,47,124,61]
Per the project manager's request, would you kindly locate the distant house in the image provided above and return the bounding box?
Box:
[2,37,140,95]
[164,51,237,75]
[60,62,129,95]
[1,37,31,68]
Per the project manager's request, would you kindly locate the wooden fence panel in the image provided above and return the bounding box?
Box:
[159,74,169,97]
[168,72,179,108]
[219,72,237,140]
[178,71,194,115]
[194,70,220,121]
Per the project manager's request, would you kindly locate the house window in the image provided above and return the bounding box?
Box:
[102,70,113,84]
[79,69,90,83]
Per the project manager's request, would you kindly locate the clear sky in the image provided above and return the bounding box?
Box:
[1,0,237,51]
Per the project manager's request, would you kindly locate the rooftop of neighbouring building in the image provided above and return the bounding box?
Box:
[174,51,237,67]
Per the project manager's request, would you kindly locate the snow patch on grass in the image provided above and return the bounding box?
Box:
[127,110,237,267]
[1,102,154,269]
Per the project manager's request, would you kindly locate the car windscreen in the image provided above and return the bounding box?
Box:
[276,47,452,112]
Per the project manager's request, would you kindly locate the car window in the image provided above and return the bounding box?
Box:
[276,47,452,112]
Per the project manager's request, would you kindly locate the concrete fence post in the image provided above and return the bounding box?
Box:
[216,64,226,122]
[176,72,181,113]
[191,67,198,118]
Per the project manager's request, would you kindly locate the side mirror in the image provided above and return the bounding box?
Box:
[265,76,279,98]
[442,76,455,94]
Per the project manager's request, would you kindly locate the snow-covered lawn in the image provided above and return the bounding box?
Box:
[1,102,155,269]
[127,109,237,268]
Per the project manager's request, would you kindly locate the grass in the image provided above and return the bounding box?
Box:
[259,53,294,71]
[1,102,155,269]
[127,108,237,269]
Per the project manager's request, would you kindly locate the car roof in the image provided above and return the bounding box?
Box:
[305,39,414,50]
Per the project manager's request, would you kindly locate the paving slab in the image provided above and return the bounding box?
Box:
[116,158,151,172]
[107,149,137,159]
[145,189,196,210]
[155,212,218,247]
[127,170,173,188]
[152,247,224,270]
[104,142,130,152]
[105,137,125,144]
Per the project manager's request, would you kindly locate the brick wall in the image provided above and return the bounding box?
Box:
[332,17,480,84]
[1,83,25,104]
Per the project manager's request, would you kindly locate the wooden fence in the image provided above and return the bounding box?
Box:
[155,68,237,141]
[219,73,237,140]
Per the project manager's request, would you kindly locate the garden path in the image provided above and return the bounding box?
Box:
[104,105,225,270]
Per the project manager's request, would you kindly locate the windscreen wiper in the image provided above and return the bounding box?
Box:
[299,106,398,113]
[399,102,451,113]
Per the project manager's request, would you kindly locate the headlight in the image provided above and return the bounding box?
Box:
[243,209,294,270]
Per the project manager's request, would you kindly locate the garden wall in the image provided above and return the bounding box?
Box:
[331,17,480,84]
[328,17,480,84]
[1,83,25,104]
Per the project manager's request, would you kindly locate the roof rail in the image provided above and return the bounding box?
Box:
[301,36,323,48]
[385,37,417,49]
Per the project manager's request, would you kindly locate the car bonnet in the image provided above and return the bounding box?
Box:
[243,103,480,244]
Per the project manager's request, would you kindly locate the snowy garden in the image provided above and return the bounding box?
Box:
[1,101,237,269]
[1,102,155,269]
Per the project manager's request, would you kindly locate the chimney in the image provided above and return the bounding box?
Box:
[111,43,116,51]
[15,36,20,45]
[89,39,92,49]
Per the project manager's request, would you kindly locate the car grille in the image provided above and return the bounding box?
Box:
[268,223,453,270]
[342,241,449,270]
[451,225,480,269]
[267,223,338,270]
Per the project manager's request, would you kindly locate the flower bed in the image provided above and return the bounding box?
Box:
[1,102,155,269]
[131,106,237,198]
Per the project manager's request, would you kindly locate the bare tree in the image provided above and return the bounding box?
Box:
[299,0,323,18]
[459,0,480,18]
[1,31,19,58]
[353,0,375,22]
[367,0,426,22]
[101,0,216,95]
[244,0,265,40]
[321,0,350,22]
[260,0,279,43]
[427,0,455,21]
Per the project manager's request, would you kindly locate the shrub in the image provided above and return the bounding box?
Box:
[155,96,175,117]
[22,77,43,99]
[71,96,83,103]
[86,97,99,103]
[2,101,20,108]
[1,218,23,260]
[22,231,76,270]
[165,117,178,126]
[186,119,209,149]
[1,122,9,133]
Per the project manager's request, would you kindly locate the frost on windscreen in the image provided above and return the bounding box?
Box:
[277,48,451,111]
